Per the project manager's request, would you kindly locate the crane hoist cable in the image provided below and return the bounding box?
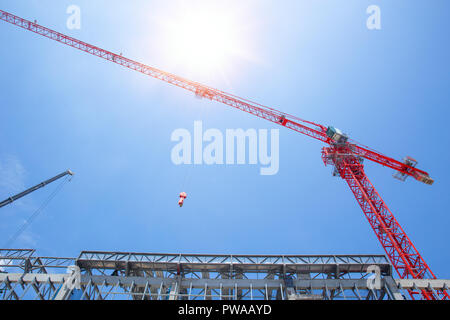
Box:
[178,96,212,207]
[3,174,72,248]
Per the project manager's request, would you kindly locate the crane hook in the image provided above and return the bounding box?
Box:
[178,192,187,207]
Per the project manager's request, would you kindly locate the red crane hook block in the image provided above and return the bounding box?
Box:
[178,192,187,207]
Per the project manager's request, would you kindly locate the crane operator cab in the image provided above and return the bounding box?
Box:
[326,126,348,144]
[178,192,187,207]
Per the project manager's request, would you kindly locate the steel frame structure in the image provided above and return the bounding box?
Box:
[0,9,446,300]
[1,249,449,300]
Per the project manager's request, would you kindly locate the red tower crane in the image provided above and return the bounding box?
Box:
[0,9,447,300]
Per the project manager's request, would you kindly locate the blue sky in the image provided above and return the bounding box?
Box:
[0,1,449,279]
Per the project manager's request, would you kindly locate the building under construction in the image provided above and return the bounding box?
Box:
[1,249,449,300]
[0,8,448,301]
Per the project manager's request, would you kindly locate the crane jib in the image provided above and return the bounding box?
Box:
[0,9,432,183]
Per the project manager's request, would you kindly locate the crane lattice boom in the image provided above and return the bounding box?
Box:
[0,170,74,208]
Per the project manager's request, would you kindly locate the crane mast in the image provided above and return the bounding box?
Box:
[0,170,74,208]
[0,9,446,300]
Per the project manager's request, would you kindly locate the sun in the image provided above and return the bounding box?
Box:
[170,11,234,71]
[153,1,254,77]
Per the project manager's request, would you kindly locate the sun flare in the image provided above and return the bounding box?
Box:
[170,12,235,70]
[154,2,254,77]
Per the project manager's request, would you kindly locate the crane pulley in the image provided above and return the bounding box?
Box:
[0,9,445,300]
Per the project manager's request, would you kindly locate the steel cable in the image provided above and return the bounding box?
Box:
[3,175,72,248]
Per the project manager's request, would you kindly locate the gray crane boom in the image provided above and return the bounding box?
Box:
[0,170,74,208]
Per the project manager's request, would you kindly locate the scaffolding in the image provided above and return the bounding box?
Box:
[0,249,448,300]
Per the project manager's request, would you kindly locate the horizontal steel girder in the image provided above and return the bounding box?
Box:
[1,273,448,291]
[76,252,392,275]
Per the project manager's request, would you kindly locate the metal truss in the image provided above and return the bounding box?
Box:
[322,144,448,300]
[1,249,448,300]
